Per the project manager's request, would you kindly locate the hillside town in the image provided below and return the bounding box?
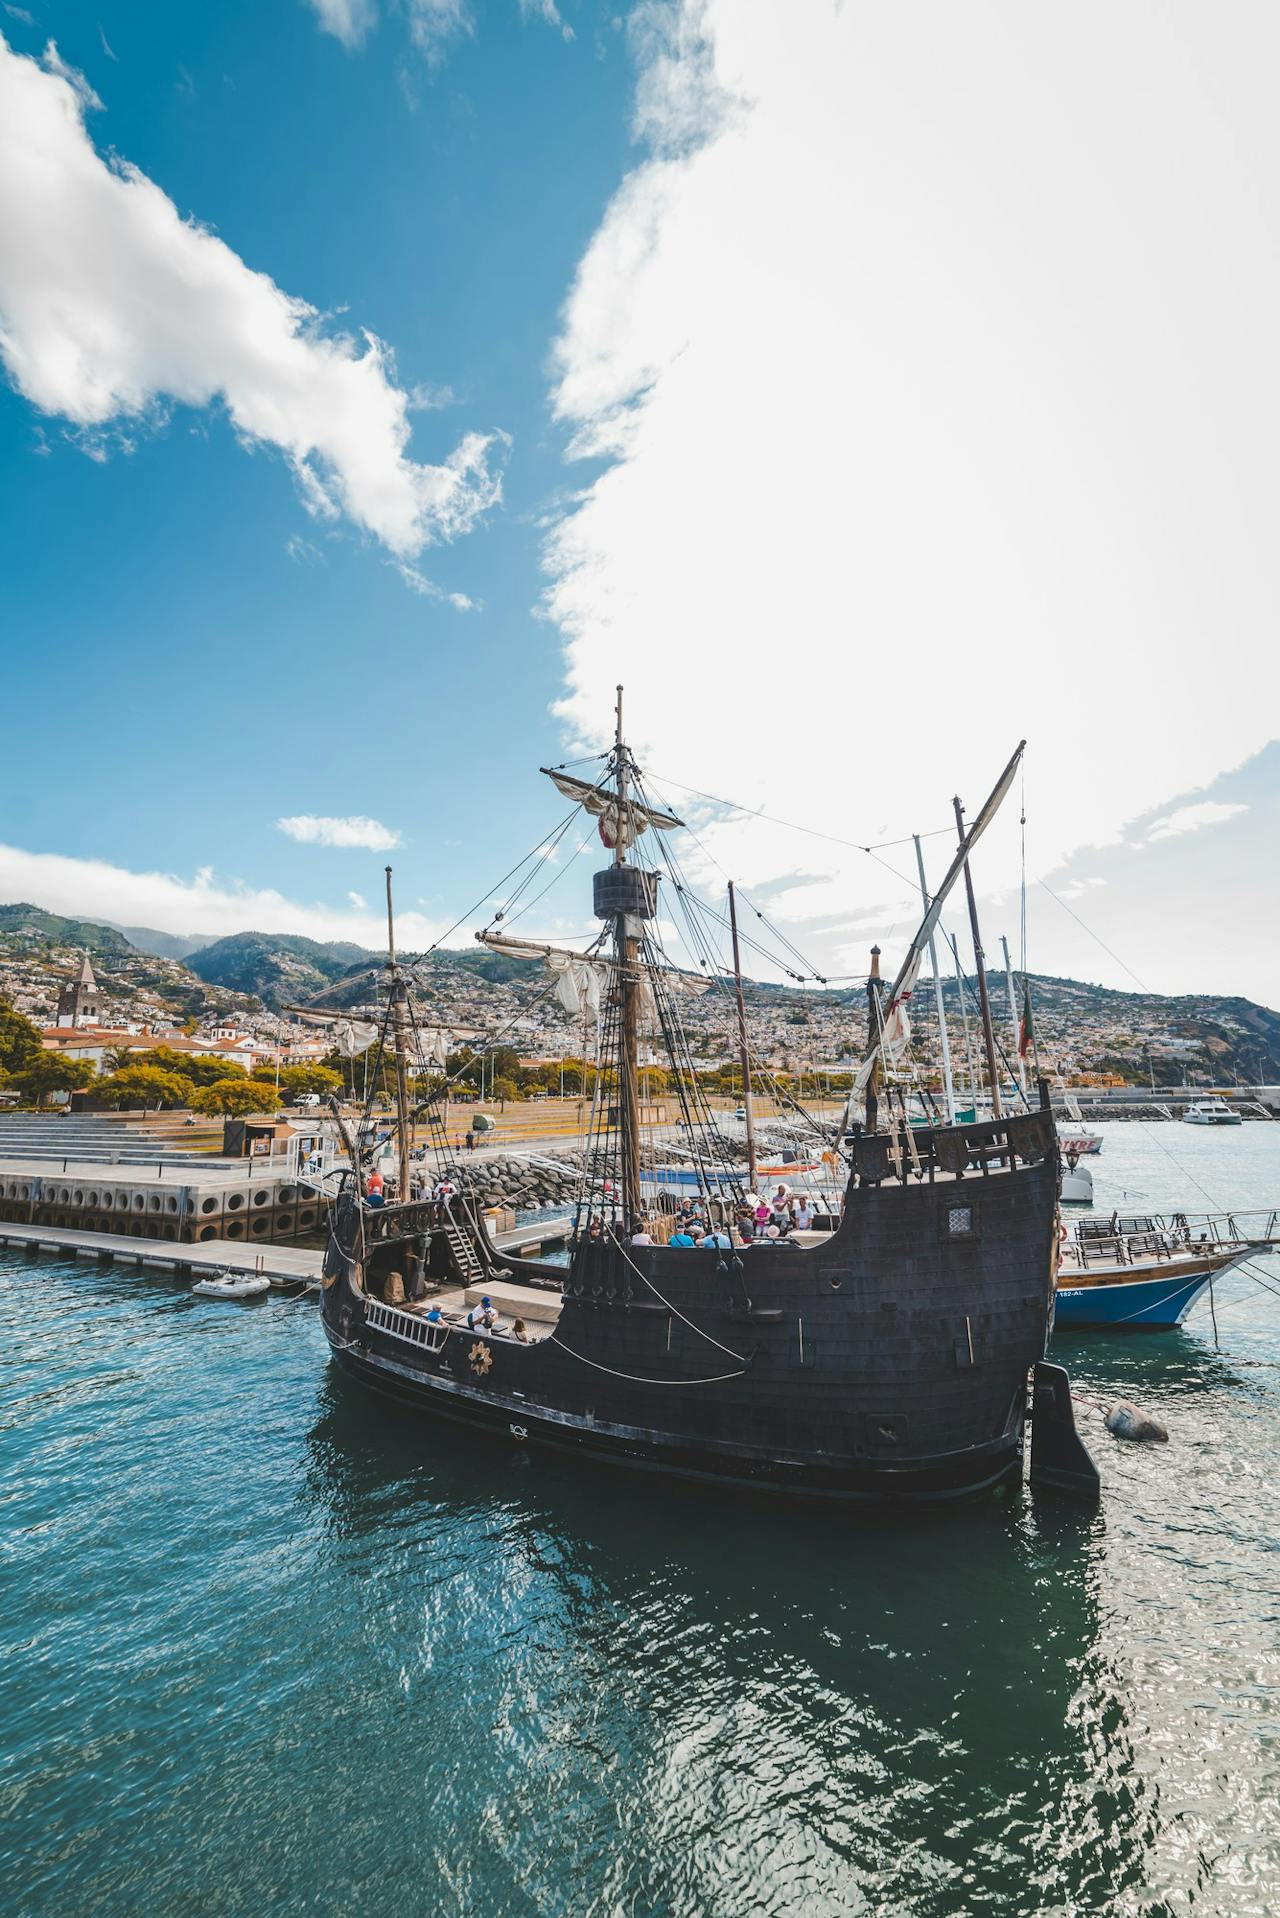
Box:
[0,903,1276,1101]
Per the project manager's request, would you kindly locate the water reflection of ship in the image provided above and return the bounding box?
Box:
[302,1383,1145,1915]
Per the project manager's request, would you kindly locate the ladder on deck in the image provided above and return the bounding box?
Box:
[441,1201,483,1285]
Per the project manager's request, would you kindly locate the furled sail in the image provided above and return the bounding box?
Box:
[476,929,711,1022]
[541,768,683,852]
[477,930,611,1018]
[844,740,1026,1120]
[335,1019,378,1057]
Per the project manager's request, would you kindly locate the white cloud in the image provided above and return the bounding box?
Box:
[40,39,102,111]
[347,890,368,909]
[276,815,402,850]
[407,0,471,64]
[0,841,445,950]
[544,0,1280,955]
[520,0,573,41]
[307,0,378,50]
[394,558,477,611]
[1146,802,1248,841]
[310,0,573,65]
[0,33,504,559]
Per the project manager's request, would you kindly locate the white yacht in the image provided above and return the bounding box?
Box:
[1183,1098,1243,1127]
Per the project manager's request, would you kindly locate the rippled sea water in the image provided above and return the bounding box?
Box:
[2,1125,1279,1917]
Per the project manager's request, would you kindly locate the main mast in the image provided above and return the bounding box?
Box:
[384,865,414,1201]
[727,881,758,1190]
[596,685,648,1223]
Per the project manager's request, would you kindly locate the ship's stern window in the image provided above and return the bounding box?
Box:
[947,1204,974,1238]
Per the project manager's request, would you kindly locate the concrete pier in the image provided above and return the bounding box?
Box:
[0,1154,325,1247]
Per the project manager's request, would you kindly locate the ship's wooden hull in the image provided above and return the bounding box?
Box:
[321,1114,1060,1504]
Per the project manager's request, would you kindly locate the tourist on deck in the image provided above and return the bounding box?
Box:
[466,1295,497,1331]
[425,1305,443,1324]
[669,1226,695,1248]
[701,1227,732,1250]
[512,1318,531,1343]
[793,1197,813,1232]
[630,1225,654,1246]
[753,1199,772,1235]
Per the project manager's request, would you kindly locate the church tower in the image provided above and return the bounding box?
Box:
[55,952,102,1029]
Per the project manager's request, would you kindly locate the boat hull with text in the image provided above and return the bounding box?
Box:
[1054,1268,1217,1330]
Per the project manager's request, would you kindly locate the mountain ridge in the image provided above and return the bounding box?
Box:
[0,903,1275,1080]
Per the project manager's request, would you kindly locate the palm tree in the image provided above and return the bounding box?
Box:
[103,1045,134,1074]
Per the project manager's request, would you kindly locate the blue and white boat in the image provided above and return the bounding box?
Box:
[1053,1211,1273,1331]
[1055,1265,1224,1330]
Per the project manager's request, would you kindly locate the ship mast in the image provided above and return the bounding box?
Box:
[727,881,758,1190]
[863,944,884,1133]
[1001,933,1028,1097]
[952,797,1003,1121]
[913,834,956,1123]
[384,865,414,1202]
[612,686,644,1223]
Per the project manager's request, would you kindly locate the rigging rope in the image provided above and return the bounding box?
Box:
[545,1336,747,1387]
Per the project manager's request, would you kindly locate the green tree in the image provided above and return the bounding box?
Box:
[489,1046,522,1084]
[95,1066,195,1111]
[0,996,42,1077]
[491,1076,519,1109]
[138,1046,249,1088]
[12,1053,94,1107]
[190,1079,272,1116]
[277,1064,343,1099]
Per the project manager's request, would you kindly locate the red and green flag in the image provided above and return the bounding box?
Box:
[1018,980,1035,1060]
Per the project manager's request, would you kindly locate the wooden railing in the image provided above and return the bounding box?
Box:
[850,1110,1055,1185]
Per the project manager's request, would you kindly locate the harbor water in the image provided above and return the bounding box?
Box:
[2,1124,1279,1916]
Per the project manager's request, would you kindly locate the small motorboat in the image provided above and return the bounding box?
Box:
[192,1268,270,1300]
[1184,1098,1243,1126]
[1060,1158,1094,1205]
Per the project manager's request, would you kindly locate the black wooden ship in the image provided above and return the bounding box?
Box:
[321,698,1097,1503]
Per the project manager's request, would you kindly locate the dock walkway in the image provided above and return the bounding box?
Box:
[0,1220,321,1284]
[0,1216,568,1286]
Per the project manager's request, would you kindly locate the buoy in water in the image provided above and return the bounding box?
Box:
[1104,1400,1169,1444]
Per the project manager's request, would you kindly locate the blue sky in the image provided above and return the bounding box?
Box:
[0,1,630,918]
[0,3,1276,1005]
